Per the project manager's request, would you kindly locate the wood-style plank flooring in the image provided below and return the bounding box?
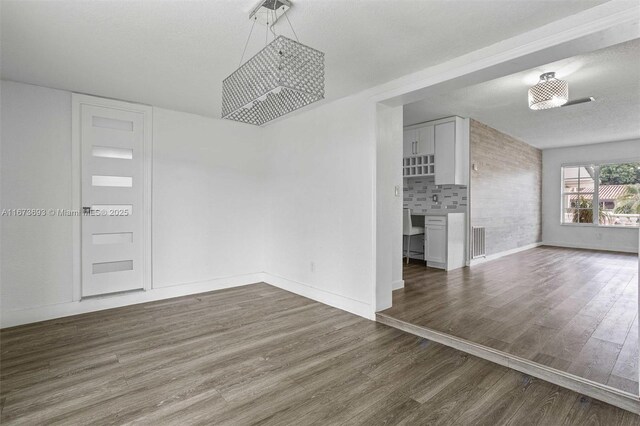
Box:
[2,283,638,424]
[384,246,638,394]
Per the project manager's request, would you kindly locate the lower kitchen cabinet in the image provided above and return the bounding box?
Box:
[424,213,466,271]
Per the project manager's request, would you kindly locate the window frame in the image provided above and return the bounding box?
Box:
[560,158,640,228]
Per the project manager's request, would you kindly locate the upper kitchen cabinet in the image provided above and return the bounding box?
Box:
[403,129,416,157]
[416,125,435,156]
[434,117,468,185]
[403,116,469,185]
[403,125,435,157]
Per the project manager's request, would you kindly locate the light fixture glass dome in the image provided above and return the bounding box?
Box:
[528,72,568,110]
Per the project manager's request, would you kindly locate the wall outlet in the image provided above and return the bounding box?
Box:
[310,261,315,272]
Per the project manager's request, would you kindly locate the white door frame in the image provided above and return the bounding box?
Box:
[72,94,152,300]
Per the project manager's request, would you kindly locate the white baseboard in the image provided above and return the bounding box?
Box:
[543,241,639,254]
[1,272,264,328]
[392,279,405,290]
[2,271,376,327]
[263,273,374,320]
[469,242,542,266]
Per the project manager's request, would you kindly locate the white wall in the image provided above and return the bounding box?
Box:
[376,103,404,305]
[0,80,383,324]
[542,139,640,253]
[263,93,379,318]
[1,81,266,325]
[152,108,265,287]
[0,79,384,324]
[1,81,74,310]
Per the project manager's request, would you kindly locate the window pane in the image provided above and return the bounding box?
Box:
[562,165,598,224]
[564,208,578,223]
[92,116,133,132]
[92,175,133,187]
[563,166,595,193]
[92,146,133,159]
[92,232,133,245]
[92,260,133,274]
[578,166,595,194]
[577,209,593,224]
[563,167,580,193]
[562,194,575,209]
[573,195,593,210]
[598,162,640,226]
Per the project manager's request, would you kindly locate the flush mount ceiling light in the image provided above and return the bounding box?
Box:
[222,0,325,126]
[528,72,568,110]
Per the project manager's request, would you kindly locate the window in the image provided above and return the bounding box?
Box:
[562,166,594,224]
[561,162,640,227]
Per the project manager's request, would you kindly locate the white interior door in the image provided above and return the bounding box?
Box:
[75,96,151,297]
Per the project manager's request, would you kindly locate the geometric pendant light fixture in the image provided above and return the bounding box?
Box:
[222,0,325,126]
[528,72,568,110]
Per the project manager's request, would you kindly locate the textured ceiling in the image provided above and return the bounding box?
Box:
[1,0,608,121]
[404,38,640,149]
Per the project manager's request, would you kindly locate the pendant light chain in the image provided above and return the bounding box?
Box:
[282,5,299,42]
[238,16,257,67]
[271,9,278,41]
[241,5,299,66]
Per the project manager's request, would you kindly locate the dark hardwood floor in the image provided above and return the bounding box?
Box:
[1,282,638,424]
[384,246,639,394]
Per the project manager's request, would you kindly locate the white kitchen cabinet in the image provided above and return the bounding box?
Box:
[404,125,434,157]
[425,219,446,264]
[403,116,469,185]
[434,122,455,185]
[434,117,468,185]
[416,125,435,156]
[424,213,466,271]
[403,129,417,157]
[402,126,435,178]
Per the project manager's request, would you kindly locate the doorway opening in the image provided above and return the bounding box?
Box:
[374,27,640,412]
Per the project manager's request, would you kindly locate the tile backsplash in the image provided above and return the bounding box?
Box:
[403,177,467,213]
